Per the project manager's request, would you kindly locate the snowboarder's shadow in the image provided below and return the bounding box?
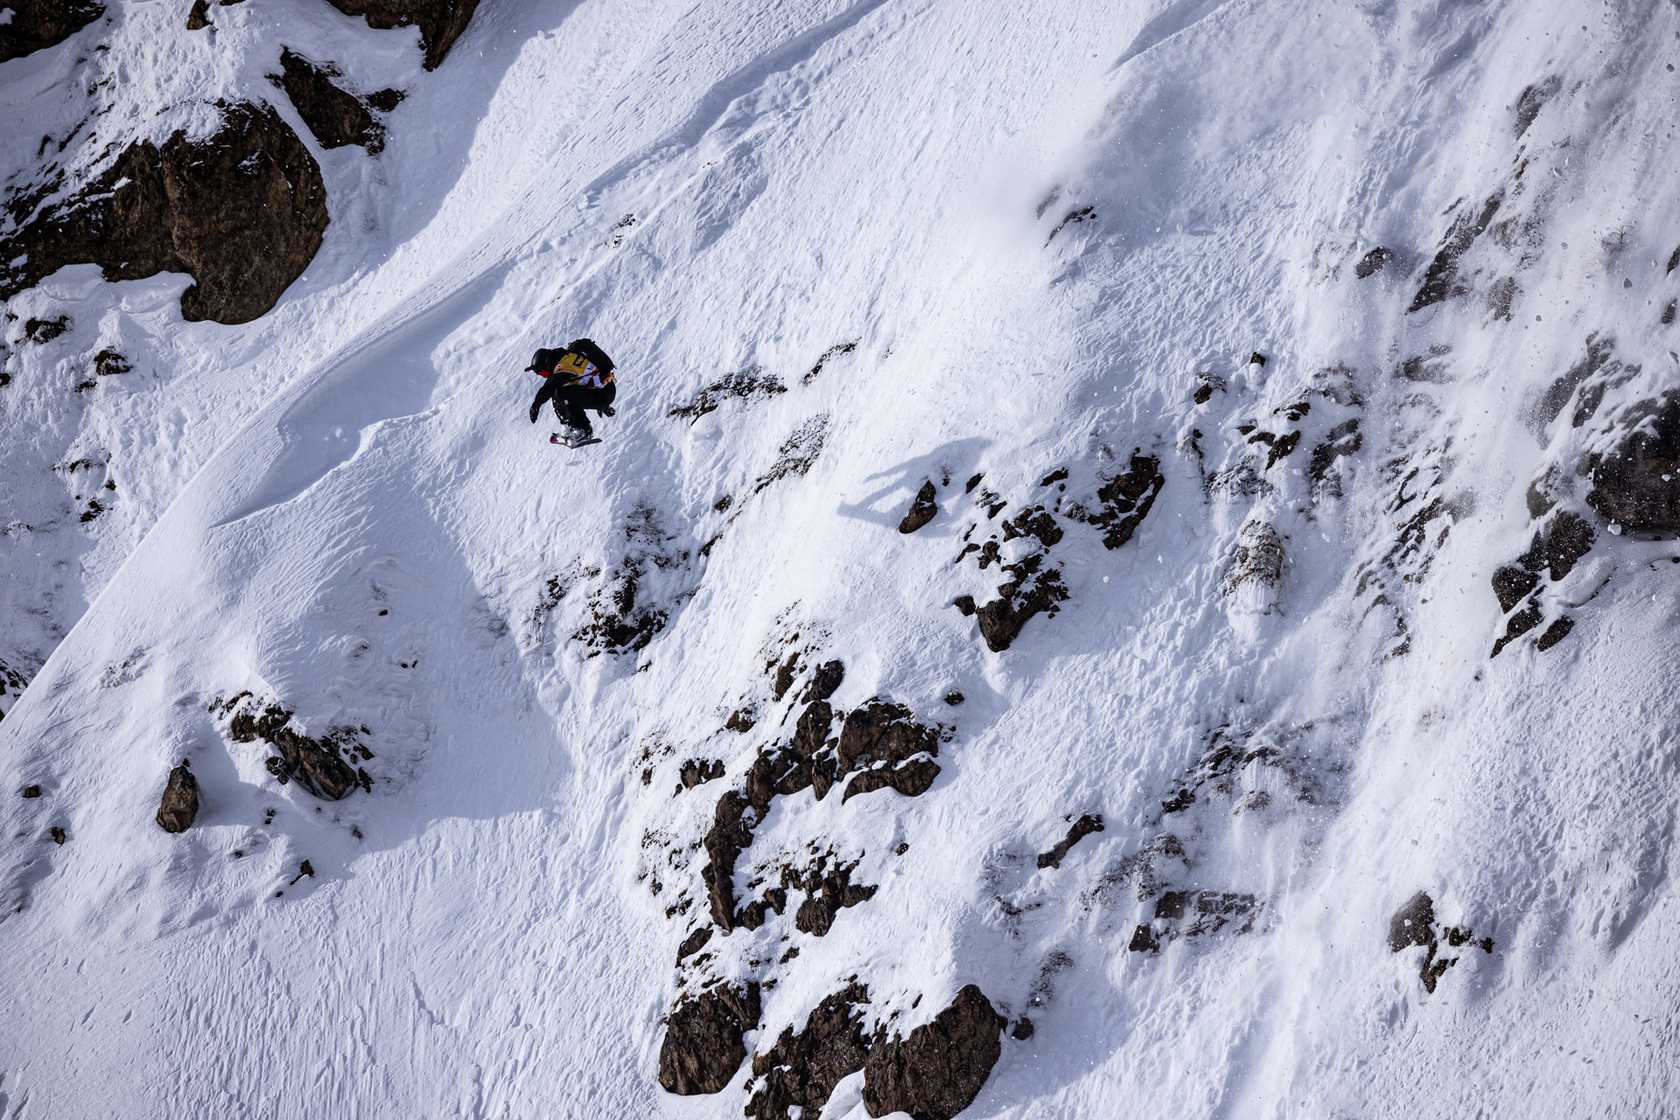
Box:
[835,437,989,531]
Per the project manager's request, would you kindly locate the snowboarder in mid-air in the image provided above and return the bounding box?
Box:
[527,337,617,447]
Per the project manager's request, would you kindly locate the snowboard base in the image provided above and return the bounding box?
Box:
[550,432,601,448]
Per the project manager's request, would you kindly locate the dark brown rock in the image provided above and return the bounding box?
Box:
[792,859,878,937]
[1535,334,1615,430]
[155,762,200,833]
[322,0,479,70]
[1,102,328,324]
[1491,600,1543,657]
[21,784,42,799]
[1000,505,1061,548]
[1491,563,1539,614]
[270,48,388,153]
[93,348,130,376]
[1089,453,1163,550]
[842,757,940,802]
[747,984,871,1120]
[1387,891,1493,992]
[186,0,211,29]
[0,0,103,62]
[1535,616,1574,651]
[24,316,70,343]
[1387,892,1435,952]
[365,87,407,112]
[899,481,939,534]
[221,696,366,800]
[862,984,1004,1120]
[1354,246,1393,278]
[675,925,712,964]
[702,697,938,928]
[48,825,67,845]
[800,659,845,704]
[1409,192,1503,313]
[1036,813,1104,869]
[669,367,786,422]
[679,758,725,789]
[1586,392,1680,533]
[973,553,1068,652]
[658,983,761,1096]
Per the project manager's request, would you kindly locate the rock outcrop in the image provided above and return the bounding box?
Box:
[270,48,397,154]
[1585,392,1680,533]
[213,693,371,801]
[1,102,328,324]
[862,984,1005,1120]
[322,0,479,70]
[1388,891,1494,993]
[0,1,104,63]
[701,691,943,930]
[1036,813,1103,869]
[657,982,761,1095]
[746,983,872,1119]
[899,481,939,533]
[155,763,200,833]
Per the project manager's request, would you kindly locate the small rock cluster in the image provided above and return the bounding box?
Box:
[211,692,374,800]
[1388,892,1494,993]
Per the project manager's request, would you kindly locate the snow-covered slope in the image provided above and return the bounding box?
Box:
[5,1,1680,1116]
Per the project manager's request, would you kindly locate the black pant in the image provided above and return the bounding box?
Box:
[530,379,615,436]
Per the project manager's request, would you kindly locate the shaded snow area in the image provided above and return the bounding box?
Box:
[4,1,1680,1116]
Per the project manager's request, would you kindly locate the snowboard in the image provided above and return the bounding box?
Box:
[550,432,602,448]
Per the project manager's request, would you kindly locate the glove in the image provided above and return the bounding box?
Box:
[600,406,616,417]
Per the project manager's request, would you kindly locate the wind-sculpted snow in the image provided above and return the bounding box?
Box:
[5,1,1680,1118]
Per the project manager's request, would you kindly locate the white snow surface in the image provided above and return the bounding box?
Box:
[4,0,1680,1116]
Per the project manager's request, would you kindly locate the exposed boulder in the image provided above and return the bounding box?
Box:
[214,693,370,801]
[973,552,1068,652]
[155,762,200,833]
[747,984,872,1120]
[675,925,712,964]
[899,481,939,534]
[1036,813,1103,869]
[800,659,845,704]
[792,857,878,936]
[23,315,71,343]
[185,0,245,31]
[862,984,1004,1120]
[678,758,725,790]
[1353,246,1393,278]
[1408,192,1502,313]
[1585,392,1680,533]
[92,348,131,376]
[1387,891,1435,952]
[1387,891,1494,993]
[1088,453,1163,550]
[0,0,104,63]
[270,48,390,153]
[1,102,328,324]
[657,982,761,1096]
[322,0,479,70]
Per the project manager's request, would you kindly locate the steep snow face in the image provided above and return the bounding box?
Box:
[5,1,1680,1117]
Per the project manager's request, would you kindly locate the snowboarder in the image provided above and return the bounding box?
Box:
[527,337,617,447]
